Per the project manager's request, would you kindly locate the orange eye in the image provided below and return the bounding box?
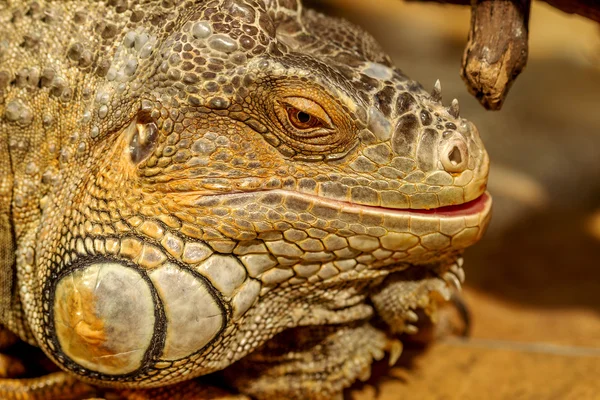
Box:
[286,107,323,130]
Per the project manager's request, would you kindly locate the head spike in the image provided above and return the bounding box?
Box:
[431,79,442,102]
[448,98,460,118]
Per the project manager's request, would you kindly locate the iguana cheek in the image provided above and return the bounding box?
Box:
[148,262,224,361]
[51,260,230,376]
[53,263,155,375]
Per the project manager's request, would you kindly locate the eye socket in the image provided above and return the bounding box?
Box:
[268,93,355,155]
[286,106,324,130]
[278,96,333,134]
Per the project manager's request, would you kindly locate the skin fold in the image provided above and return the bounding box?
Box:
[0,0,491,398]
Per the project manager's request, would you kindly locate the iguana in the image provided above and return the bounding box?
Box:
[0,0,491,399]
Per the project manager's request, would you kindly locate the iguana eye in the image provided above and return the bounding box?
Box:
[265,90,356,155]
[279,96,333,133]
[286,106,323,130]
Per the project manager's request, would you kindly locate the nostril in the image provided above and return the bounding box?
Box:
[448,146,462,166]
[440,139,468,173]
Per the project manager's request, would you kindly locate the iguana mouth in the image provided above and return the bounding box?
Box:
[285,191,492,218]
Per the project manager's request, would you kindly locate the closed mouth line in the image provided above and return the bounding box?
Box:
[179,188,491,218]
[281,190,492,218]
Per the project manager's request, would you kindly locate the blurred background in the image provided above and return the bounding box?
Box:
[311,0,600,398]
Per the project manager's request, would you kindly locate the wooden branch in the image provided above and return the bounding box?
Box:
[406,0,600,23]
[460,0,531,110]
[405,0,599,109]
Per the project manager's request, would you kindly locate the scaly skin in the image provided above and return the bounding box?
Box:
[0,1,491,399]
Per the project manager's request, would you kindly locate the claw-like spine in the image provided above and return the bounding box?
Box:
[443,271,462,292]
[406,310,419,323]
[388,339,403,366]
[404,324,419,335]
[431,79,442,102]
[450,263,466,283]
[448,98,460,118]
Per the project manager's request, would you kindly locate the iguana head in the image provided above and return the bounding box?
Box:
[21,0,490,390]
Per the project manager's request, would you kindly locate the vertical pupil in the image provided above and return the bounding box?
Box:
[297,111,311,124]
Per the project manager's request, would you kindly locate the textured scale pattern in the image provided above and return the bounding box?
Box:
[0,0,491,399]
